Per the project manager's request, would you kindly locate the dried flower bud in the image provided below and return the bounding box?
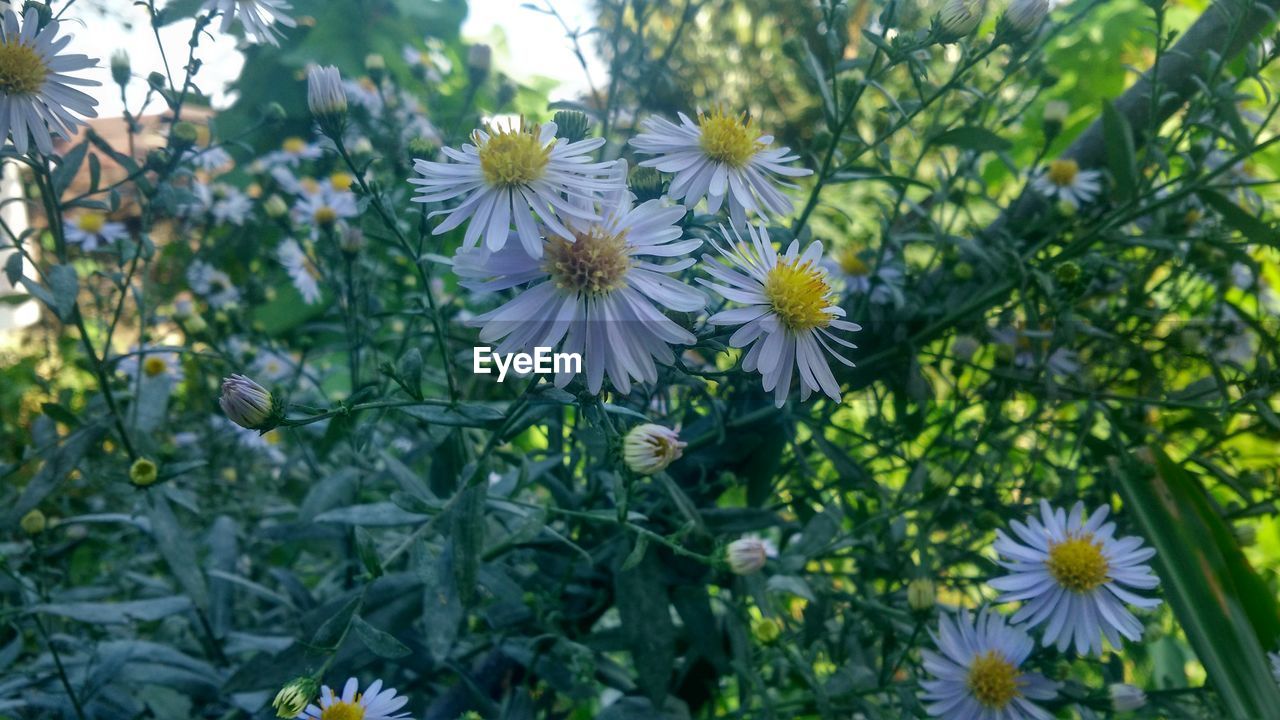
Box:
[552,110,591,143]
[726,536,773,575]
[130,458,159,487]
[907,578,936,611]
[20,508,47,535]
[219,374,282,431]
[622,423,686,476]
[110,50,131,87]
[272,677,318,718]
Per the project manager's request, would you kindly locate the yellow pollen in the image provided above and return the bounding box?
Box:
[282,137,307,154]
[319,700,365,720]
[77,213,106,233]
[542,227,631,296]
[764,259,833,332]
[0,41,47,96]
[1047,534,1110,592]
[314,206,339,225]
[143,357,168,377]
[477,121,551,187]
[330,172,354,191]
[836,248,869,277]
[698,108,761,168]
[299,178,320,195]
[967,651,1020,709]
[1046,159,1079,187]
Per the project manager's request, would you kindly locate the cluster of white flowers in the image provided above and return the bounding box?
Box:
[921,501,1161,718]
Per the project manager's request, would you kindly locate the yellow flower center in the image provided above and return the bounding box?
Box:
[320,701,365,720]
[282,137,307,154]
[1046,159,1079,187]
[1047,534,1110,592]
[77,213,106,233]
[764,259,833,332]
[315,206,338,225]
[698,108,760,168]
[143,357,168,377]
[477,121,551,187]
[967,651,1019,709]
[836,248,869,277]
[0,41,47,96]
[542,228,631,296]
[330,172,354,191]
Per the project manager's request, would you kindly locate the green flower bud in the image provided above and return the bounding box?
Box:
[272,677,318,718]
[628,165,665,203]
[552,110,591,143]
[907,578,936,612]
[751,616,782,644]
[1054,260,1082,287]
[147,71,166,91]
[20,508,47,535]
[130,458,159,487]
[952,261,974,280]
[171,121,199,148]
[408,136,438,158]
[263,102,287,125]
[110,50,131,87]
[23,2,52,30]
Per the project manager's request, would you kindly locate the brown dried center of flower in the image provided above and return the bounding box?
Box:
[478,122,551,186]
[966,651,1019,709]
[543,228,631,296]
[0,42,46,96]
[1047,534,1109,592]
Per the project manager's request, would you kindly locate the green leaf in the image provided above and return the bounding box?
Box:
[3,251,21,286]
[1102,100,1137,203]
[351,615,411,658]
[929,126,1012,154]
[1112,447,1280,719]
[413,540,463,662]
[32,596,193,624]
[20,264,77,321]
[148,492,210,608]
[620,533,649,571]
[615,551,674,704]
[5,424,102,525]
[313,502,430,526]
[309,594,362,650]
[51,141,89,196]
[450,483,485,607]
[397,403,506,427]
[41,402,80,427]
[1198,189,1277,245]
[353,526,384,578]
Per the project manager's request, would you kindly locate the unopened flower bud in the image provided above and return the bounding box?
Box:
[466,43,492,84]
[272,677,318,719]
[20,508,47,535]
[751,616,782,644]
[130,458,159,487]
[1109,683,1146,712]
[622,423,686,476]
[628,165,665,203]
[339,226,366,254]
[952,334,980,362]
[939,0,985,39]
[171,121,199,148]
[263,194,288,218]
[110,50,131,87]
[552,110,591,143]
[907,578,936,611]
[408,136,438,158]
[1043,100,1069,139]
[364,53,386,80]
[23,2,51,30]
[263,102,287,125]
[147,71,166,91]
[726,536,772,575]
[1004,0,1049,35]
[307,65,347,138]
[1054,260,1082,287]
[219,374,282,431]
[952,261,974,280]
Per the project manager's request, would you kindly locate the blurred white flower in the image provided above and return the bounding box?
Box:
[278,239,322,304]
[1108,683,1146,712]
[64,212,127,251]
[455,163,704,395]
[210,184,253,225]
[701,223,859,407]
[630,109,811,227]
[921,608,1058,719]
[294,188,358,236]
[188,260,242,309]
[184,146,233,173]
[0,7,100,155]
[825,247,906,307]
[264,136,323,167]
[297,677,409,720]
[119,347,185,384]
[1032,158,1102,209]
[204,0,296,46]
[1004,0,1049,34]
[990,501,1161,656]
[410,118,620,258]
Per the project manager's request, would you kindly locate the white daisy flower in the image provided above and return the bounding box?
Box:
[187,260,241,309]
[253,349,294,382]
[825,247,906,307]
[1031,158,1102,209]
[294,188,358,236]
[410,118,621,258]
[700,223,860,407]
[203,0,296,47]
[64,212,127,251]
[454,163,705,395]
[630,108,812,227]
[343,77,383,113]
[921,608,1059,720]
[278,239,322,304]
[297,677,409,720]
[0,7,99,156]
[118,346,185,384]
[210,184,253,225]
[184,146,233,173]
[990,501,1161,656]
[264,136,324,167]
